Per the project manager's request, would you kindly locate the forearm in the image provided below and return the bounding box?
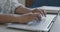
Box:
[0,14,16,23]
[0,14,38,24]
[15,6,32,14]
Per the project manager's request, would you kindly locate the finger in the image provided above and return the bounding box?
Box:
[40,9,46,16]
[38,9,44,16]
[32,9,44,16]
[33,13,42,20]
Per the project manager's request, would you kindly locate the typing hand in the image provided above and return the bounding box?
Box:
[32,8,46,17]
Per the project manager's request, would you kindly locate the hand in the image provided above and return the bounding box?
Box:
[32,8,46,16]
[24,13,42,21]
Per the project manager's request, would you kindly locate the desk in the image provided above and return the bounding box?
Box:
[50,15,60,32]
[0,25,29,32]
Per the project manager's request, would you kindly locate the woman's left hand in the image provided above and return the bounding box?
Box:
[32,8,46,16]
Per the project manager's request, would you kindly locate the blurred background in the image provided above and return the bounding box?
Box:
[0,0,60,14]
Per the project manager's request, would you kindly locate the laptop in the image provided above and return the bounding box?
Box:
[7,14,56,32]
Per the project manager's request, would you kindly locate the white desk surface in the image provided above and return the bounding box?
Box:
[0,25,29,32]
[50,15,60,32]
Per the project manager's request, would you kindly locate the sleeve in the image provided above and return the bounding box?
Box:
[11,0,25,8]
[11,0,25,14]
